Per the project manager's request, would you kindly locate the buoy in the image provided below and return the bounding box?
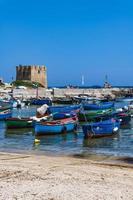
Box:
[34,139,40,144]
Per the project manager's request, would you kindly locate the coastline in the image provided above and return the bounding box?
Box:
[0,151,132,200]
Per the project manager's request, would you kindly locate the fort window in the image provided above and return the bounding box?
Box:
[23,71,25,77]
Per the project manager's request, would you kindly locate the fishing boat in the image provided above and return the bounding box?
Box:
[98,109,131,126]
[113,112,131,125]
[35,117,78,134]
[48,104,81,114]
[83,102,114,110]
[0,100,12,111]
[0,110,12,120]
[52,111,77,120]
[78,108,113,122]
[6,117,34,129]
[82,119,120,138]
[52,97,74,104]
[0,105,12,112]
[31,98,52,106]
[73,94,100,103]
[84,110,131,126]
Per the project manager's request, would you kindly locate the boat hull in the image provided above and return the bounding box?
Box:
[31,99,52,106]
[6,118,33,129]
[0,110,12,120]
[35,118,78,135]
[78,108,113,122]
[48,105,81,113]
[83,102,114,110]
[116,114,131,125]
[82,119,120,138]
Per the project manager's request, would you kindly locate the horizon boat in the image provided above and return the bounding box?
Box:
[35,117,78,135]
[82,119,120,138]
[6,117,34,129]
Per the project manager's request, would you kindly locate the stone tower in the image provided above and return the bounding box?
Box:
[16,65,47,88]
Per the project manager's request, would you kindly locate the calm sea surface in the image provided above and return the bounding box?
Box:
[0,101,133,158]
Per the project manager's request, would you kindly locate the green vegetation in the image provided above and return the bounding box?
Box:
[12,80,43,88]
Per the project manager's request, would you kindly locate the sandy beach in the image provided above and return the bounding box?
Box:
[0,152,132,200]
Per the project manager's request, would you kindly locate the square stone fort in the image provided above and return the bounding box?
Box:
[16,65,47,88]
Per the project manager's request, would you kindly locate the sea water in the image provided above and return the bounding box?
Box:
[0,102,133,158]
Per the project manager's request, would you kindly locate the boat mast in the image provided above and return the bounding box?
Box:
[81,75,84,86]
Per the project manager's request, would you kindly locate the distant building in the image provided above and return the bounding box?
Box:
[16,65,47,88]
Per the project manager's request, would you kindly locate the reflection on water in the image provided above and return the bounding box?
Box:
[0,104,133,157]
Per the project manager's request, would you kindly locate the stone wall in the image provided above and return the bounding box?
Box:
[10,87,133,99]
[13,88,47,99]
[12,88,125,99]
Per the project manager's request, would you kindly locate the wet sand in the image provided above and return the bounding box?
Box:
[0,152,132,200]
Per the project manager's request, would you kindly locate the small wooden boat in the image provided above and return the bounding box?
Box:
[78,108,113,122]
[0,110,12,120]
[82,119,120,138]
[83,102,114,110]
[6,117,34,129]
[35,117,78,134]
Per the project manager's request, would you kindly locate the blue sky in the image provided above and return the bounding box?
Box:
[0,0,133,86]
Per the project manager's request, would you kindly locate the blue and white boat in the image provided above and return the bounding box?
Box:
[35,117,78,134]
[0,110,12,120]
[82,119,120,138]
[31,99,52,106]
[48,104,81,114]
[52,111,77,120]
[83,102,114,110]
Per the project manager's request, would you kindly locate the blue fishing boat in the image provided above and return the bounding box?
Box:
[0,105,12,112]
[83,102,114,110]
[35,117,78,134]
[0,110,12,120]
[48,104,81,114]
[82,119,120,138]
[98,111,131,126]
[31,99,52,106]
[52,111,77,120]
[112,112,131,125]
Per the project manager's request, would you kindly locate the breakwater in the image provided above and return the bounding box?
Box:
[9,88,133,99]
[1,87,133,99]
